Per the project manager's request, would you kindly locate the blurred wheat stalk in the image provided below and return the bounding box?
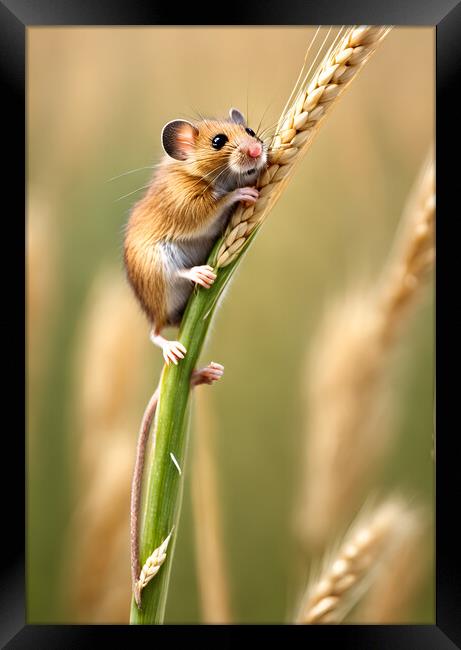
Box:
[295,154,435,551]
[191,389,232,623]
[62,267,150,623]
[295,497,426,624]
[27,194,59,453]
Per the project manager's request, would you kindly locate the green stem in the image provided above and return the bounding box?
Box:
[130,231,258,624]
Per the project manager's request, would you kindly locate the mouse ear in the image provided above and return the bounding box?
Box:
[162,120,199,161]
[229,108,246,125]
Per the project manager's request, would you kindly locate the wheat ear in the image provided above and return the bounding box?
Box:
[296,498,418,624]
[214,26,391,268]
[356,509,427,623]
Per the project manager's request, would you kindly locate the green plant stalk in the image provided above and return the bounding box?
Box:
[130,230,259,624]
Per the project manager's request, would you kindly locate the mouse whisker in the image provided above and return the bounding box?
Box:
[257,120,280,140]
[194,160,230,182]
[188,107,207,122]
[115,183,152,202]
[246,90,250,132]
[208,163,235,190]
[255,101,274,140]
[107,165,156,183]
[186,161,231,196]
[199,164,232,196]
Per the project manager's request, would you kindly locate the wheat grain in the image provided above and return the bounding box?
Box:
[215,26,391,268]
[296,497,417,624]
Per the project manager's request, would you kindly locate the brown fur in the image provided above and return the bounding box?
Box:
[123,117,266,332]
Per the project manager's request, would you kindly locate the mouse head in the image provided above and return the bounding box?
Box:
[161,108,267,187]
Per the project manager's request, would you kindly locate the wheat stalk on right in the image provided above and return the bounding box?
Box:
[296,155,434,549]
[296,498,424,624]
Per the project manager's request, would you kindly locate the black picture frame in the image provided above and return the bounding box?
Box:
[3,0,459,646]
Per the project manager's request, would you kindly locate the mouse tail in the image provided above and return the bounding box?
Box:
[130,385,160,608]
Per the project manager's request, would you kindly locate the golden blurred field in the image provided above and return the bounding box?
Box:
[27,27,434,624]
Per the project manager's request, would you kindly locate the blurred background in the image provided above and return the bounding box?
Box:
[27,27,434,624]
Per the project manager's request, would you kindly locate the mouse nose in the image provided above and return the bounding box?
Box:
[246,142,262,158]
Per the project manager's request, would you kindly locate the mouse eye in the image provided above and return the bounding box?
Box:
[212,134,229,150]
[245,127,256,137]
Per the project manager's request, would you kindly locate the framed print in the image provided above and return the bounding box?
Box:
[2,0,459,646]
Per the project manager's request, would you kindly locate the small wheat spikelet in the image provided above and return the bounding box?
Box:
[135,530,174,606]
[214,26,391,268]
[295,497,419,624]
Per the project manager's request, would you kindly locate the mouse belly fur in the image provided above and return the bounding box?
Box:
[160,235,216,325]
[160,201,237,325]
[124,199,237,330]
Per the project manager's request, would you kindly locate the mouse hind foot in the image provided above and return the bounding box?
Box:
[150,330,187,365]
[191,362,224,386]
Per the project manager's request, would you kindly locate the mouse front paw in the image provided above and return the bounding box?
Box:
[232,186,260,207]
[182,265,217,289]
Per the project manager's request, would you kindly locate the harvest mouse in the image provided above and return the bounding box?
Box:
[125,108,267,607]
[123,107,268,365]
